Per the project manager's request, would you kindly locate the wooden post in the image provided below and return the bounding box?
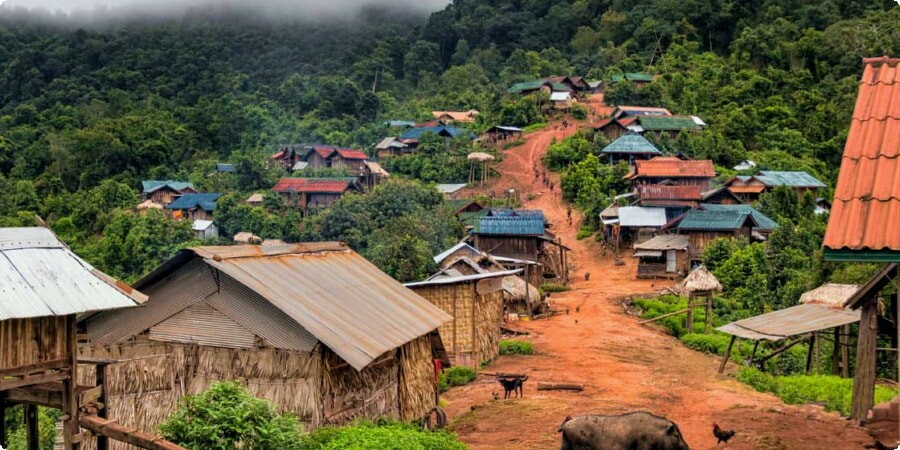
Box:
[0,400,6,448]
[685,295,694,334]
[25,403,39,450]
[750,340,760,364]
[705,293,713,334]
[97,363,109,450]
[719,335,736,373]
[832,327,841,376]
[813,332,820,374]
[842,324,850,378]
[805,333,816,374]
[851,299,878,421]
[62,314,80,450]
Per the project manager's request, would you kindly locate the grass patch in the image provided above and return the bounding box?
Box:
[499,340,534,355]
[522,122,548,133]
[576,226,594,240]
[502,139,526,149]
[300,419,467,450]
[540,283,570,293]
[439,367,477,393]
[736,367,899,416]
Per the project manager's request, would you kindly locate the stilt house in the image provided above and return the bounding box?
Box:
[78,243,452,444]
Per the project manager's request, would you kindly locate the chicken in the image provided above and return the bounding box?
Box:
[712,423,735,444]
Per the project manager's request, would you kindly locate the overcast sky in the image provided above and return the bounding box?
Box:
[0,0,449,20]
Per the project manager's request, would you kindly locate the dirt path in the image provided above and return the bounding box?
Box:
[443,99,873,449]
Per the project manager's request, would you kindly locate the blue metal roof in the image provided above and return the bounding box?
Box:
[400,125,473,140]
[600,132,662,155]
[476,216,545,236]
[165,193,222,212]
[216,163,236,173]
[699,204,778,231]
[755,171,827,188]
[141,180,195,193]
[676,209,757,231]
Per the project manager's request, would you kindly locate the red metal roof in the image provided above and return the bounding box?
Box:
[638,185,702,201]
[336,149,368,160]
[271,178,354,194]
[270,150,284,159]
[633,157,715,178]
[824,57,900,252]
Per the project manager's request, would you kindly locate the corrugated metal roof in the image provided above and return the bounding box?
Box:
[633,157,715,178]
[195,243,452,371]
[400,125,471,140]
[550,91,571,101]
[191,220,214,231]
[717,304,860,341]
[141,180,195,194]
[676,209,756,231]
[436,183,467,194]
[755,171,826,188]
[614,106,672,117]
[476,216,545,236]
[404,270,522,288]
[600,132,662,155]
[633,234,689,251]
[617,207,667,227]
[271,178,356,194]
[611,73,656,83]
[165,193,222,211]
[216,163,236,173]
[433,242,480,264]
[638,185,701,201]
[636,115,702,131]
[0,227,143,320]
[698,204,778,231]
[825,57,900,253]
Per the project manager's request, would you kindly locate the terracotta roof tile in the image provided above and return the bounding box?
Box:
[824,56,900,252]
[633,157,715,178]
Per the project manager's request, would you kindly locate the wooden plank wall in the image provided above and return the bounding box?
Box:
[0,316,70,370]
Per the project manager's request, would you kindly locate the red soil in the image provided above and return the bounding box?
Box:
[442,97,875,449]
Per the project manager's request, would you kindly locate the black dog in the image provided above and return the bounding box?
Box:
[497,375,529,399]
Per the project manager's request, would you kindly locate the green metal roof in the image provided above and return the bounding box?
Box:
[508,80,570,94]
[141,180,195,193]
[475,216,545,236]
[823,249,900,262]
[699,204,778,231]
[676,210,756,231]
[755,171,827,188]
[600,132,662,155]
[637,115,701,131]
[458,209,490,228]
[611,72,655,82]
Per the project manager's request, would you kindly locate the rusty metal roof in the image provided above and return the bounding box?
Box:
[638,185,701,201]
[0,227,144,320]
[717,304,860,341]
[633,157,715,178]
[178,243,452,370]
[403,269,521,288]
[825,57,900,254]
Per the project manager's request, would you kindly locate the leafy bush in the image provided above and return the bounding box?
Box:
[575,227,594,240]
[159,381,304,450]
[540,283,570,293]
[299,420,467,450]
[499,340,534,355]
[736,368,899,416]
[570,104,588,120]
[438,367,477,393]
[4,406,60,450]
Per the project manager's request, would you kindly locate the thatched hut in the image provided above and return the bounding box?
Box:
[678,265,722,333]
[78,243,451,447]
[405,269,520,369]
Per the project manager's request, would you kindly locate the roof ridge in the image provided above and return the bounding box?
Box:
[831,196,900,202]
[840,153,900,161]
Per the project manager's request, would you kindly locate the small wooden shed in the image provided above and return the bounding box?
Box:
[679,265,722,333]
[79,243,451,444]
[405,270,519,369]
[633,234,690,279]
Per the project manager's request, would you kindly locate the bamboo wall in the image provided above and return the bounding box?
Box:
[322,349,399,424]
[474,291,503,365]
[398,335,437,421]
[0,316,70,370]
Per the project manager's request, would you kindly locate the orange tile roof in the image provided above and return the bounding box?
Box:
[633,157,715,178]
[824,56,900,252]
[638,185,702,201]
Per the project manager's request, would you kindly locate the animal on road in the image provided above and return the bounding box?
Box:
[497,375,528,399]
[712,423,735,444]
[558,411,690,450]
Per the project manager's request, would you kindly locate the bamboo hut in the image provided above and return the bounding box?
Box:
[437,253,544,317]
[405,269,520,369]
[678,265,722,333]
[78,243,451,448]
[0,227,187,450]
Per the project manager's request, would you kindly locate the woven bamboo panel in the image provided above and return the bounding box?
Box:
[475,291,503,365]
[322,349,400,424]
[398,335,437,421]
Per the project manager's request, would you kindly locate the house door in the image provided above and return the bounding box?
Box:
[666,250,677,272]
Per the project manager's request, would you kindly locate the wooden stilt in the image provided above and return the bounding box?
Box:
[813,332,820,374]
[63,315,80,450]
[685,295,694,334]
[0,400,7,447]
[851,299,878,421]
[25,404,39,450]
[832,327,841,376]
[842,324,850,378]
[705,294,713,334]
[755,336,807,367]
[719,335,736,373]
[805,333,816,374]
[750,340,760,364]
[96,363,109,450]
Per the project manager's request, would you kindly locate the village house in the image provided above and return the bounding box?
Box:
[665,208,761,264]
[375,136,411,159]
[0,227,178,450]
[724,170,827,203]
[507,79,571,96]
[245,192,265,206]
[405,269,516,369]
[611,106,672,120]
[397,124,473,149]
[615,205,668,244]
[471,212,569,283]
[822,56,900,426]
[141,180,197,206]
[699,186,745,205]
[550,91,575,109]
[593,116,638,140]
[636,184,702,219]
[625,156,717,191]
[270,177,360,212]
[543,75,591,93]
[610,72,655,89]
[633,234,691,279]
[431,110,479,124]
[165,192,221,221]
[695,204,777,238]
[599,132,663,165]
[191,219,219,240]
[628,115,705,139]
[78,243,451,438]
[432,241,543,307]
[480,126,523,147]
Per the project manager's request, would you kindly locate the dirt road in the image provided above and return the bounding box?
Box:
[444,106,873,449]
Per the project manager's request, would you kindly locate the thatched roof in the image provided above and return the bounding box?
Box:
[679,265,722,293]
[468,152,495,162]
[502,276,540,302]
[799,283,860,309]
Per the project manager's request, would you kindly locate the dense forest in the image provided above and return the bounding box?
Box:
[0,0,898,285]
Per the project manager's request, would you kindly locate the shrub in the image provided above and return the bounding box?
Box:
[499,340,534,355]
[575,226,594,240]
[541,283,570,293]
[439,367,477,392]
[159,381,304,450]
[736,368,898,416]
[570,105,588,120]
[300,420,467,450]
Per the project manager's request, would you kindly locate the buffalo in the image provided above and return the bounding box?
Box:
[558,411,690,450]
